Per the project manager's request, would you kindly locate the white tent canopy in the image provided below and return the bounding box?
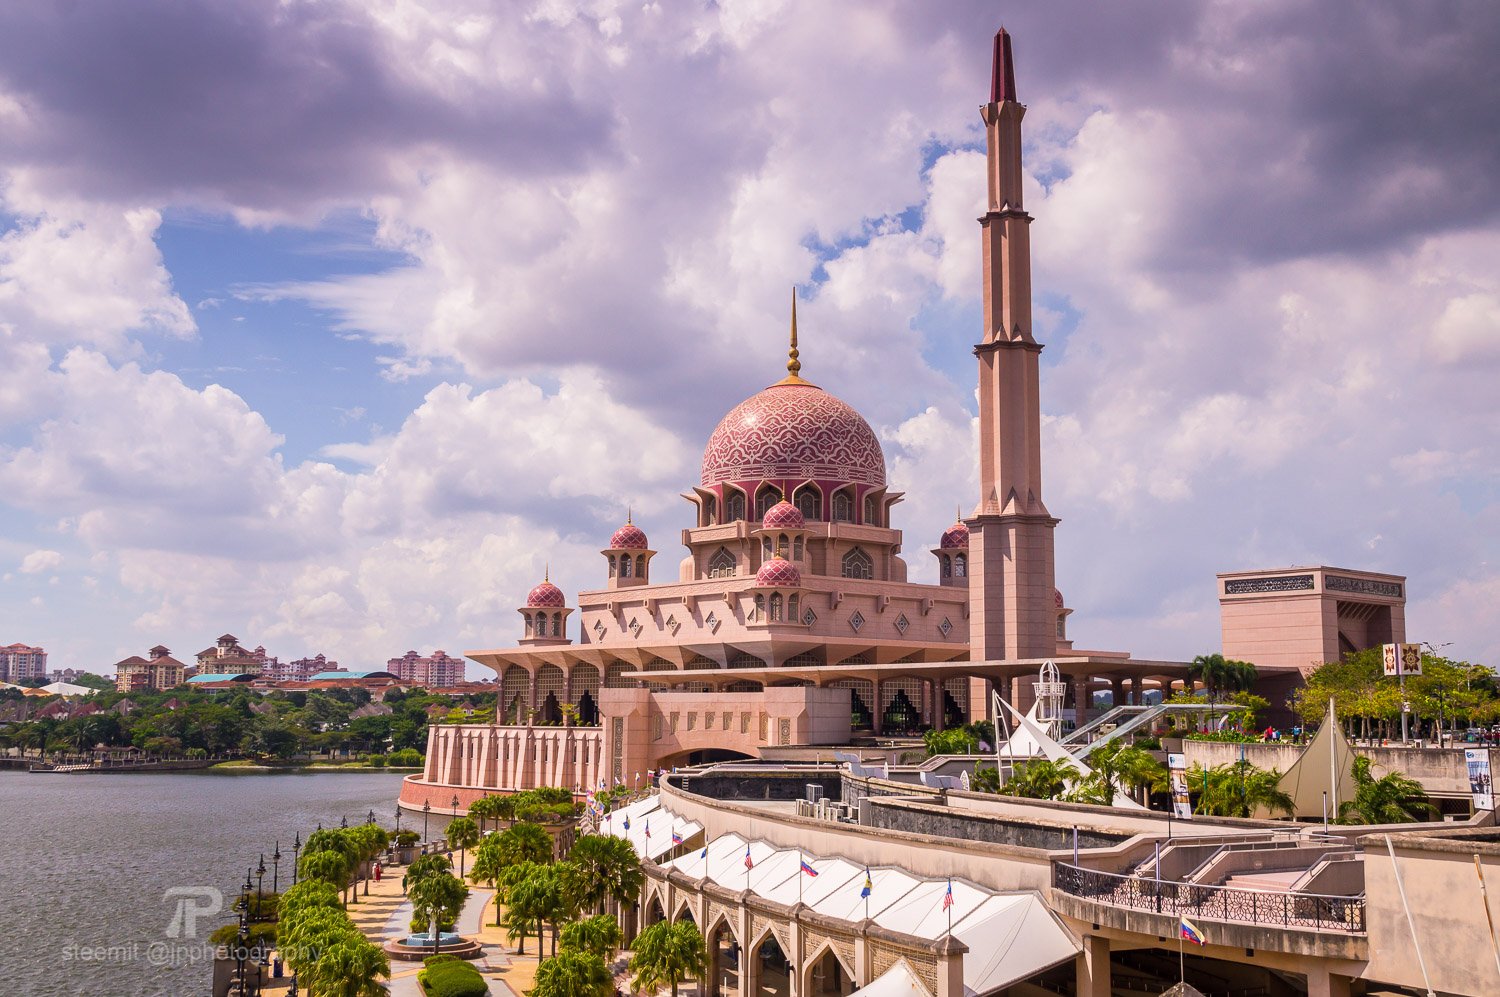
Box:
[622,795,1081,995]
[850,961,929,997]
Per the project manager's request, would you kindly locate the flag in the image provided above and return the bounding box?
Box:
[644,821,651,839]
[800,857,818,877]
[671,830,683,846]
[860,869,872,898]
[942,880,953,910]
[744,845,753,869]
[1179,916,1205,946]
[623,816,630,832]
[699,845,708,859]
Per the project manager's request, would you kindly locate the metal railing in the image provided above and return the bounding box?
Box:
[1053,862,1366,933]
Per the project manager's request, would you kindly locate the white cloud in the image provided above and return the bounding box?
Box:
[19,549,61,574]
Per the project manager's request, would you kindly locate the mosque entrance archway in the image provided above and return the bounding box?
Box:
[655,748,756,769]
[706,920,742,997]
[805,947,856,997]
[576,690,599,726]
[749,932,792,997]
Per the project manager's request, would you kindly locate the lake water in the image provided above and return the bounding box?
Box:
[0,769,410,997]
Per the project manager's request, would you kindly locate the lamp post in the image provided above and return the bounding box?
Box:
[235,868,253,995]
[394,807,402,836]
[367,808,376,825]
[422,799,431,844]
[255,854,266,908]
[271,842,281,895]
[291,832,302,886]
[340,814,348,829]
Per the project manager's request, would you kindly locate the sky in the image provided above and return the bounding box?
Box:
[1,0,1498,678]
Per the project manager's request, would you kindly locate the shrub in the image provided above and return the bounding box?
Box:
[366,755,387,768]
[423,953,460,968]
[388,747,424,767]
[418,959,489,997]
[394,829,421,847]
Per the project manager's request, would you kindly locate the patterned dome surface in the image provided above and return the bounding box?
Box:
[940,520,970,548]
[761,501,805,530]
[701,383,885,488]
[755,555,803,587]
[526,581,566,608]
[609,523,649,549]
[1055,588,1064,608]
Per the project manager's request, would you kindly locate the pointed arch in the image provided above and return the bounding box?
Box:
[831,488,854,523]
[725,487,747,522]
[755,483,781,520]
[841,547,873,580]
[954,552,967,577]
[793,483,821,521]
[708,547,737,578]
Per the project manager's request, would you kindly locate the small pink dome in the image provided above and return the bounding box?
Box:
[761,501,805,530]
[755,555,803,587]
[526,581,566,608]
[610,523,649,549]
[1054,588,1064,608]
[940,519,970,549]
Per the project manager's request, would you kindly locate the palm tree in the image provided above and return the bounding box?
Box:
[407,871,468,958]
[297,850,353,902]
[1191,761,1295,818]
[567,833,644,916]
[445,816,481,880]
[502,870,549,955]
[1003,758,1080,800]
[629,920,707,997]
[497,820,554,865]
[560,914,623,961]
[1189,654,1258,722]
[1068,741,1167,806]
[533,949,614,997]
[1338,757,1437,824]
[468,795,505,833]
[305,829,362,904]
[308,937,390,997]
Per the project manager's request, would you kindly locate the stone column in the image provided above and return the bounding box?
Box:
[873,680,885,735]
[1110,677,1124,708]
[1072,674,1091,729]
[935,935,969,997]
[1306,969,1352,997]
[933,679,947,732]
[1075,934,1110,997]
[1127,676,1140,706]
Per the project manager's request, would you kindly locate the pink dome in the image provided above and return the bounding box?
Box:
[940,520,970,549]
[526,581,566,608]
[701,383,885,489]
[1055,588,1064,609]
[609,523,648,549]
[761,501,805,530]
[755,555,803,587]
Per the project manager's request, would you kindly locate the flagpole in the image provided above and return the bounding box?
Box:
[1178,929,1185,984]
[798,851,804,906]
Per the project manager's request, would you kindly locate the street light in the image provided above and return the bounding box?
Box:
[271,842,281,895]
[255,854,266,903]
[394,807,402,835]
[422,798,431,843]
[367,808,376,825]
[292,832,302,886]
[340,814,348,829]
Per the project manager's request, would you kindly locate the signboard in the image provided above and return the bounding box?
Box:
[1383,643,1424,677]
[1168,752,1193,819]
[1466,749,1494,812]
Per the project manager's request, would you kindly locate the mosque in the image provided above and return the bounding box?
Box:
[400,25,1399,804]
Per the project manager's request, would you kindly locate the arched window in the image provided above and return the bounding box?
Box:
[620,556,632,578]
[793,485,820,521]
[536,612,548,635]
[762,537,773,559]
[792,537,803,560]
[841,547,874,580]
[755,486,780,520]
[726,490,746,522]
[769,593,783,622]
[703,494,717,526]
[832,491,854,522]
[753,594,765,620]
[635,555,646,577]
[864,495,878,526]
[607,555,617,577]
[940,555,952,578]
[551,613,562,637]
[789,595,800,622]
[524,615,534,637]
[708,547,736,578]
[777,534,789,556]
[954,553,967,577]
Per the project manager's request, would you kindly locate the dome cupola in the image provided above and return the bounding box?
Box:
[761,500,805,530]
[520,569,573,645]
[603,509,655,588]
[755,554,803,588]
[526,578,566,608]
[932,509,970,588]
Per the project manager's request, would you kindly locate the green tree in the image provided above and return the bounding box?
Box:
[1067,741,1166,806]
[468,795,505,833]
[307,936,390,997]
[533,949,614,997]
[407,872,468,957]
[1338,757,1437,824]
[1003,758,1080,800]
[559,914,622,961]
[445,816,481,880]
[566,833,644,916]
[468,836,514,928]
[1190,761,1295,818]
[496,820,554,865]
[502,867,550,955]
[298,850,352,900]
[403,852,453,892]
[628,920,707,997]
[923,727,978,756]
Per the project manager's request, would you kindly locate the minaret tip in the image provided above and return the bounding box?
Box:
[544,562,550,583]
[775,287,814,386]
[626,505,632,525]
[991,27,1017,104]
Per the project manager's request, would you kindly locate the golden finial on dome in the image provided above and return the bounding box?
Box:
[626,505,632,525]
[776,287,814,386]
[544,563,550,583]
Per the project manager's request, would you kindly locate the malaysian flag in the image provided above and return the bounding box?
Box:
[743,844,753,869]
[942,879,953,910]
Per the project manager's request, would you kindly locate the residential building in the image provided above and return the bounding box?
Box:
[114,645,187,692]
[386,650,465,687]
[0,643,47,683]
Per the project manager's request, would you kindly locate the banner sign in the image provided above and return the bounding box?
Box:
[1383,643,1424,677]
[1168,752,1193,819]
[1466,749,1494,812]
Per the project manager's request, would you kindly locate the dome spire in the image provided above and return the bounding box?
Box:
[776,287,813,386]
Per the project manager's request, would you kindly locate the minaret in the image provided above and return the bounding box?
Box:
[967,29,1059,699]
